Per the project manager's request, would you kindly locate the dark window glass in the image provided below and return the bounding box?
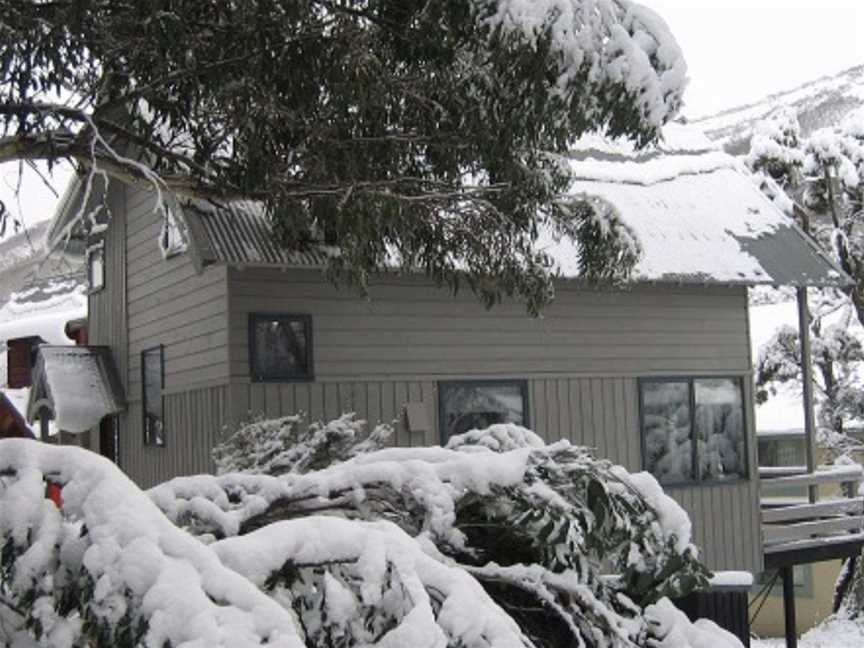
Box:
[142,346,164,446]
[695,378,746,481]
[250,314,312,381]
[640,377,748,485]
[439,381,527,440]
[641,381,694,485]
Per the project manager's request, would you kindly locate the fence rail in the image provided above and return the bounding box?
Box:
[760,465,864,555]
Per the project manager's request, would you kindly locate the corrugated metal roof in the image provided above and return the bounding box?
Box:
[172,123,851,288]
[181,200,338,268]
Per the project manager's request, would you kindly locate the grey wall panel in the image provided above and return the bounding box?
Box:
[120,384,230,488]
[228,373,761,573]
[88,181,128,385]
[124,185,230,397]
[227,269,750,382]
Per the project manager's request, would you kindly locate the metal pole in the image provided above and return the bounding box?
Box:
[797,286,818,503]
[782,566,797,648]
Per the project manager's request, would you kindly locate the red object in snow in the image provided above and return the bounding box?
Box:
[46,482,63,508]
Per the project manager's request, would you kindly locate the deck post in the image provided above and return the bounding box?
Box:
[781,566,797,648]
[39,408,50,443]
[796,287,818,503]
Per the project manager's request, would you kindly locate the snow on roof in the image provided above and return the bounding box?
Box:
[27,346,125,433]
[555,122,850,287]
[176,122,847,288]
[0,276,87,346]
[0,391,34,439]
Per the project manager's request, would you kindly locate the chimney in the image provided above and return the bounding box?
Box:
[6,336,44,388]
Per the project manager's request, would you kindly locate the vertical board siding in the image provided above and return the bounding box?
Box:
[121,384,230,488]
[231,374,762,574]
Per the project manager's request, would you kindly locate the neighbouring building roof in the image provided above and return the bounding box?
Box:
[557,123,849,287]
[27,346,126,434]
[175,123,848,288]
[0,391,35,439]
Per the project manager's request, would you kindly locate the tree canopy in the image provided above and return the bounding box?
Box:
[0,0,687,312]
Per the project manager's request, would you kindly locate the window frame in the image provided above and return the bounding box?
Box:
[638,375,750,488]
[248,313,314,382]
[141,345,165,447]
[159,204,189,259]
[437,379,530,444]
[86,240,105,294]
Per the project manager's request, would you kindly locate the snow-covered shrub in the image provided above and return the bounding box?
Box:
[0,441,302,648]
[1,418,739,648]
[756,314,864,453]
[153,420,714,647]
[211,413,392,476]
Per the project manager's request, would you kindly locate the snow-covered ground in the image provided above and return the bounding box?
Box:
[753,613,864,648]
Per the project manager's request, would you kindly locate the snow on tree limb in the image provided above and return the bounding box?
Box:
[1,418,741,648]
[213,517,529,648]
[0,440,303,648]
[1,0,688,314]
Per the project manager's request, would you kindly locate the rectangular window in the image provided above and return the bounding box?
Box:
[439,380,528,441]
[249,313,313,381]
[754,565,813,598]
[640,377,747,486]
[87,242,105,293]
[142,346,164,446]
[159,206,188,259]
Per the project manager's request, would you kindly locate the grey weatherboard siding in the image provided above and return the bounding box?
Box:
[91,180,763,573]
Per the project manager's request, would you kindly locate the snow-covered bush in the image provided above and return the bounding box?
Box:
[756,312,864,454]
[1,417,741,648]
[211,413,393,476]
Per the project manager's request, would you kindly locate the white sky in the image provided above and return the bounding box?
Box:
[640,0,864,118]
[1,1,863,242]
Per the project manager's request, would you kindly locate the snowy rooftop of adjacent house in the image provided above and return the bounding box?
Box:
[176,123,848,288]
[27,346,125,434]
[551,123,849,287]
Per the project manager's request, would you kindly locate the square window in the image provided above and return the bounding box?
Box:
[142,346,164,446]
[439,381,528,441]
[640,377,748,485]
[249,314,313,381]
[87,243,105,292]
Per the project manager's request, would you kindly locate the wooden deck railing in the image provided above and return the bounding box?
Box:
[760,464,864,556]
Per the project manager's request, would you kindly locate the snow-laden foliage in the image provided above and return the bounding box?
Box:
[211,413,393,476]
[148,418,718,647]
[0,441,303,648]
[747,110,864,324]
[756,308,864,454]
[1,0,686,314]
[1,419,738,648]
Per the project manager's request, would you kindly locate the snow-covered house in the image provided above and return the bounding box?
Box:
[0,215,88,441]
[34,124,849,587]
